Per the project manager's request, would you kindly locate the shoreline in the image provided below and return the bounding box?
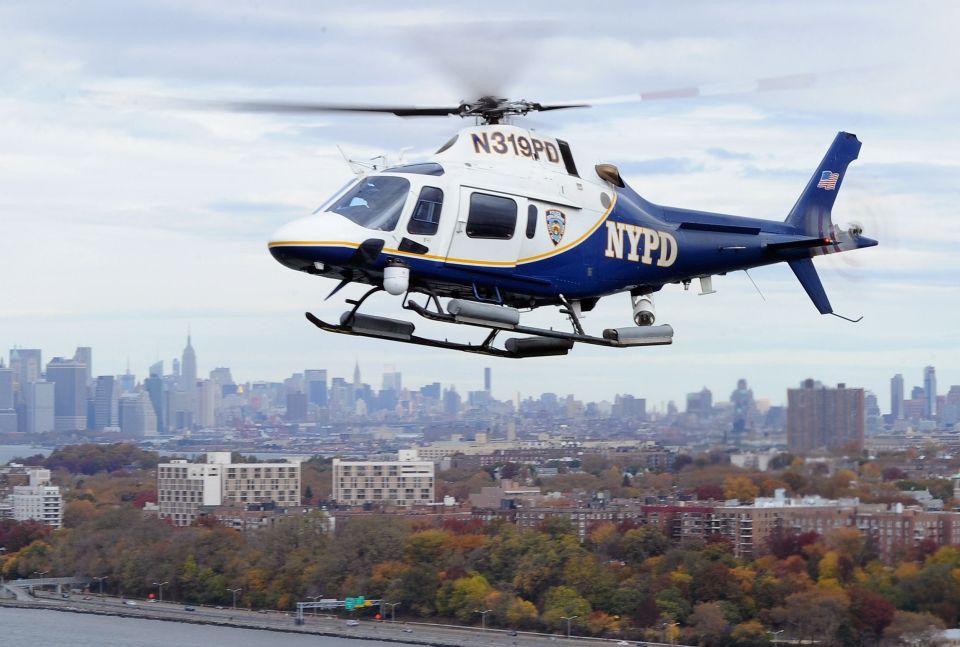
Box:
[0,598,635,647]
[0,600,447,646]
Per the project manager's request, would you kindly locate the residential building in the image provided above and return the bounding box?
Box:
[924,366,937,420]
[157,452,301,526]
[787,380,865,454]
[891,373,905,420]
[11,468,62,529]
[332,450,434,507]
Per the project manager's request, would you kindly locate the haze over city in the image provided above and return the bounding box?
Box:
[2,2,957,407]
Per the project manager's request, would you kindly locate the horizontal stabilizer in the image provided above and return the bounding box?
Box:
[789,258,832,314]
[767,237,834,252]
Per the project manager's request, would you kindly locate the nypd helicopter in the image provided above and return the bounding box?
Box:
[222,90,877,358]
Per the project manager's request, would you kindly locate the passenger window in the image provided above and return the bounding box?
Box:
[467,193,517,239]
[526,204,537,239]
[407,186,444,235]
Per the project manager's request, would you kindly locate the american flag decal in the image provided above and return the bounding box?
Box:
[817,170,839,190]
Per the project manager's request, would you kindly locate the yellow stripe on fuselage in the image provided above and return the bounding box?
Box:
[267,193,617,268]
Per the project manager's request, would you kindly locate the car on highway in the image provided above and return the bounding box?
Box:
[184,606,196,611]
[402,627,413,633]
[123,600,138,606]
[346,619,360,627]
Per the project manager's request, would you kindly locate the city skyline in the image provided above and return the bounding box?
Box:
[5,337,955,414]
[1,3,957,411]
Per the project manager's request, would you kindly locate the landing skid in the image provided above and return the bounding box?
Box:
[305,287,674,358]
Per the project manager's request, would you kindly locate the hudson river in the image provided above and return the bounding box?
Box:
[1,607,411,647]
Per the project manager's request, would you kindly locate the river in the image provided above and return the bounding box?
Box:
[0,606,415,647]
[0,444,52,465]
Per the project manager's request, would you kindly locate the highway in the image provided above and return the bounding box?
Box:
[5,590,680,647]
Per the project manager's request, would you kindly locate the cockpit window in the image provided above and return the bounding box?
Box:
[384,163,444,176]
[329,176,410,231]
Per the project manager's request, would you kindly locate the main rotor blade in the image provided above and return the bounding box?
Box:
[551,71,825,108]
[186,99,464,117]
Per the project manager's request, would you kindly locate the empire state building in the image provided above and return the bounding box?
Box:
[181,333,197,423]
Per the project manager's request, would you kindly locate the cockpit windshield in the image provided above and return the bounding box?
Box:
[328,176,410,231]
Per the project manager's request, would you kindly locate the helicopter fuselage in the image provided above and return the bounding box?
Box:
[268,124,875,313]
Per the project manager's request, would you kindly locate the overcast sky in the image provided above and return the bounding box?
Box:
[1,1,958,411]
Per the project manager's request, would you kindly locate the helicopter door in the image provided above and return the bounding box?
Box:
[445,188,523,269]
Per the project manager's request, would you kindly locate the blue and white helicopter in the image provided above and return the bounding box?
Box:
[251,94,876,358]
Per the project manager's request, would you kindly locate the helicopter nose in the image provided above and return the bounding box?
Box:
[267,215,368,272]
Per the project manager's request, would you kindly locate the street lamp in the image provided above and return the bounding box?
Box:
[383,601,401,623]
[306,594,321,616]
[152,581,169,604]
[560,615,578,639]
[769,629,784,647]
[92,576,108,600]
[474,608,493,631]
[227,587,243,611]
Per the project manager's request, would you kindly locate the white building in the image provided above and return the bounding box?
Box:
[157,452,301,526]
[11,468,63,529]
[332,450,435,507]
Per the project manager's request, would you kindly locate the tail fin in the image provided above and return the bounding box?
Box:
[785,131,861,236]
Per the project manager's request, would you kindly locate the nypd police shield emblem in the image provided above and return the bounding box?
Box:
[545,209,566,246]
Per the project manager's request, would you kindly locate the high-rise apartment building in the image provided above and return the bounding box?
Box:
[332,450,435,507]
[484,367,491,393]
[787,380,865,454]
[46,357,87,431]
[11,468,62,529]
[923,366,937,419]
[890,373,905,420]
[157,452,301,526]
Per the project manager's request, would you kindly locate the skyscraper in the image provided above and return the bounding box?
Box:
[0,361,16,433]
[923,366,937,419]
[484,367,491,393]
[9,348,42,394]
[73,346,92,390]
[46,357,87,431]
[93,375,119,430]
[304,369,327,406]
[787,380,865,454]
[149,360,163,378]
[23,381,55,434]
[119,391,158,436]
[890,374,905,420]
[181,333,197,424]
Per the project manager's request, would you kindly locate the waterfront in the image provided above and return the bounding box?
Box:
[0,606,416,647]
[0,444,51,465]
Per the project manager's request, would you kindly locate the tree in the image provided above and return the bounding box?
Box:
[688,602,729,647]
[847,588,895,645]
[435,573,493,622]
[723,476,759,503]
[882,611,945,646]
[622,527,668,564]
[541,585,591,632]
[505,597,539,628]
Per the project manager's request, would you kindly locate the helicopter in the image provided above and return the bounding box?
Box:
[244,93,877,358]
